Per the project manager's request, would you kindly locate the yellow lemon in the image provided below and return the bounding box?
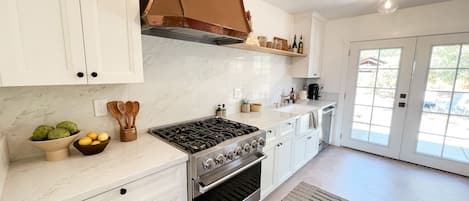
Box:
[86,132,98,140]
[91,140,101,145]
[97,133,109,142]
[78,137,92,146]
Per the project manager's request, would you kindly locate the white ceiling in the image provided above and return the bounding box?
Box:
[263,0,451,19]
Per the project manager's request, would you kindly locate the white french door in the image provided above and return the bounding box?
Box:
[401,33,469,176]
[342,38,416,159]
[343,33,469,176]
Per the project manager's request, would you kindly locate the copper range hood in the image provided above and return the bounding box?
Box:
[140,0,252,45]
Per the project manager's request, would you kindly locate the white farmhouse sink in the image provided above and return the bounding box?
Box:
[273,104,319,114]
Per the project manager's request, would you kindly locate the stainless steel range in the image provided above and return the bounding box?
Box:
[149,117,266,201]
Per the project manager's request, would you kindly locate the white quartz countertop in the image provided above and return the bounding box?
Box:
[2,133,188,201]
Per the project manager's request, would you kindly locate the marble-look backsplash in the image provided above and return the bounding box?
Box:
[0,36,304,161]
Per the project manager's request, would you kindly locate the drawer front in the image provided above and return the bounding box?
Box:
[85,163,187,201]
[265,128,276,145]
[278,119,296,136]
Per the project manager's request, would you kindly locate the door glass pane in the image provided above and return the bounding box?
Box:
[376,70,398,88]
[417,133,444,157]
[379,48,401,69]
[459,45,469,68]
[426,69,456,91]
[357,69,377,87]
[351,122,369,142]
[443,138,469,163]
[371,107,393,127]
[374,89,395,108]
[369,125,390,145]
[422,91,452,113]
[430,45,460,68]
[355,88,374,105]
[359,50,379,69]
[353,105,372,123]
[455,69,469,92]
[446,116,469,140]
[451,93,469,116]
[419,113,447,135]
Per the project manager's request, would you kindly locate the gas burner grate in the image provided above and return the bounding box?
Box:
[150,118,259,153]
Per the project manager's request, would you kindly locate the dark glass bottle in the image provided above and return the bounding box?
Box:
[292,35,298,53]
[298,35,304,54]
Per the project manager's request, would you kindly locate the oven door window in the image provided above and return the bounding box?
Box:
[194,163,261,201]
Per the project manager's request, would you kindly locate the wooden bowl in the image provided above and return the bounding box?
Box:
[73,137,111,156]
[250,103,262,112]
[29,133,80,161]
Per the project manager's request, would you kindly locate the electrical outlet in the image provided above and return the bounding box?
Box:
[94,99,108,117]
[233,88,242,99]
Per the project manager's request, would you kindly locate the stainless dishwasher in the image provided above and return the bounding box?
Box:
[319,105,336,152]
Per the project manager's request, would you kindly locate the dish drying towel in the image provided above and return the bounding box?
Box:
[309,110,319,129]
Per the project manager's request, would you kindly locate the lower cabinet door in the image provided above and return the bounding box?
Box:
[261,145,275,199]
[85,163,187,201]
[275,137,293,184]
[292,136,307,171]
[305,131,320,159]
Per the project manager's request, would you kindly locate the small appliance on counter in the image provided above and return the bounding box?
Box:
[307,83,322,100]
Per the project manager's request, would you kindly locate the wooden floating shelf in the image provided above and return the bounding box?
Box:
[223,43,307,57]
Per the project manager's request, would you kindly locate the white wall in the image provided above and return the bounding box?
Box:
[319,0,469,145]
[244,0,293,40]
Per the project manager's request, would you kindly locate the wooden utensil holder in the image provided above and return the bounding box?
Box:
[120,127,137,142]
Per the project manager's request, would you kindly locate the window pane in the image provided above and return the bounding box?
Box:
[426,69,456,91]
[374,89,395,108]
[422,91,452,114]
[417,133,444,157]
[430,45,460,68]
[443,137,469,163]
[447,116,469,140]
[372,107,393,127]
[455,69,469,92]
[357,69,377,87]
[359,50,379,69]
[369,125,390,146]
[419,112,447,135]
[351,123,369,142]
[353,105,372,123]
[355,88,374,106]
[379,48,401,69]
[460,45,469,68]
[376,70,398,88]
[451,93,469,116]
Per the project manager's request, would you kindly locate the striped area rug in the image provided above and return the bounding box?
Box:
[281,182,348,201]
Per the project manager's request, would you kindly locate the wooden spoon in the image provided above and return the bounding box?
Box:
[116,101,127,128]
[131,101,140,128]
[107,101,124,130]
[125,101,134,129]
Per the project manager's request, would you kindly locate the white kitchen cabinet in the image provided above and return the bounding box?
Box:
[85,163,187,201]
[274,132,293,184]
[292,135,308,171]
[1,0,87,86]
[0,0,143,87]
[291,12,326,78]
[80,0,143,84]
[261,144,276,199]
[305,130,320,160]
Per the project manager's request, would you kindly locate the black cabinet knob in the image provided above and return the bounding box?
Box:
[91,72,98,77]
[120,188,127,195]
[76,72,84,78]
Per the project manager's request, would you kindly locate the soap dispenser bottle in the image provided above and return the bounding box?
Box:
[221,104,226,117]
[215,105,222,117]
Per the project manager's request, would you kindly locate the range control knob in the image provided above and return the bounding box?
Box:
[243,143,251,153]
[258,137,266,146]
[235,146,243,156]
[225,151,235,160]
[251,140,258,149]
[203,158,215,169]
[215,154,226,165]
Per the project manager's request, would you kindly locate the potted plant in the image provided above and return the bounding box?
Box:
[240,99,250,113]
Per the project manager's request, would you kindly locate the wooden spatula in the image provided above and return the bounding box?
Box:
[131,101,140,128]
[107,101,124,130]
[125,101,134,129]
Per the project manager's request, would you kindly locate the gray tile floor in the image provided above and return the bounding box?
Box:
[263,146,469,201]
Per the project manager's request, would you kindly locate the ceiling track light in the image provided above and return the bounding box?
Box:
[378,0,398,14]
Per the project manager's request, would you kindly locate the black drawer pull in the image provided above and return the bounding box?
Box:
[120,188,127,195]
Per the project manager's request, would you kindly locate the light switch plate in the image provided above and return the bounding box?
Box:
[94,99,108,117]
[233,88,242,99]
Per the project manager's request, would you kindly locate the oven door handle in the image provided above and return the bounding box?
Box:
[198,154,267,194]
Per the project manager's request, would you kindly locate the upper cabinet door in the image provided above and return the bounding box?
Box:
[0,0,87,86]
[80,0,144,84]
